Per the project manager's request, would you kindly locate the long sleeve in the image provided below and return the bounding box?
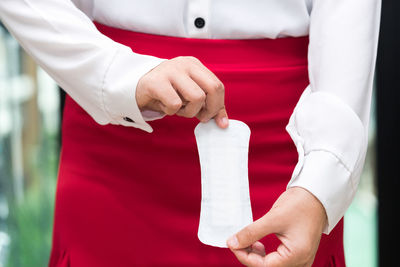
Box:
[286,0,381,234]
[0,0,168,133]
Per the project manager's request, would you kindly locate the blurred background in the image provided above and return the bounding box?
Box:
[0,24,60,267]
[0,1,398,266]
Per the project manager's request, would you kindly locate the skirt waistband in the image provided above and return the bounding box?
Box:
[94,22,309,69]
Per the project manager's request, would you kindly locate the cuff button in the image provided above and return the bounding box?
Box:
[123,117,135,123]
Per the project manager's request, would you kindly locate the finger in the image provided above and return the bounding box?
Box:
[251,241,266,257]
[151,82,183,115]
[144,100,166,114]
[263,243,295,267]
[213,107,229,129]
[230,248,265,267]
[227,213,278,250]
[170,75,206,118]
[189,64,225,121]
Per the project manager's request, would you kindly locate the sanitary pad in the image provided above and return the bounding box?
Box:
[194,119,253,248]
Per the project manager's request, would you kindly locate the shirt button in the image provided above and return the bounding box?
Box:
[123,117,135,123]
[194,17,205,29]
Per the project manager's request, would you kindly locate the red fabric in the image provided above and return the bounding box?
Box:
[49,22,345,267]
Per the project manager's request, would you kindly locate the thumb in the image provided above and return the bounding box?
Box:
[227,213,277,249]
[214,107,229,129]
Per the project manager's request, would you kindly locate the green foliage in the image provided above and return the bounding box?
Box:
[6,132,58,267]
[6,183,55,267]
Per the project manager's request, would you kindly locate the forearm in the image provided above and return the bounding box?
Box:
[286,0,381,233]
[0,0,166,131]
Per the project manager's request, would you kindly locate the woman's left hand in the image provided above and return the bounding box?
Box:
[227,187,327,267]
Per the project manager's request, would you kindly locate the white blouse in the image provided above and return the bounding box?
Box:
[0,0,381,234]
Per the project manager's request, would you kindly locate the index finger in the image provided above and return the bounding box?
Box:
[230,247,265,267]
[188,64,225,121]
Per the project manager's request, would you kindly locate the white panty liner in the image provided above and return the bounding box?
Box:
[194,119,253,248]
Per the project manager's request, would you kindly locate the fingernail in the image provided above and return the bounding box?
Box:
[227,235,239,248]
[221,117,229,127]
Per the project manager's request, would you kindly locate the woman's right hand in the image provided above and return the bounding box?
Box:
[136,56,229,128]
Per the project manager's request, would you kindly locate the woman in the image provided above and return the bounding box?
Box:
[0,0,381,266]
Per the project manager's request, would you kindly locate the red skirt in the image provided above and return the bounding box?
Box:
[49,23,345,267]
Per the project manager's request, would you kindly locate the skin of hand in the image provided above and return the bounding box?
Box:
[136,56,229,129]
[227,186,328,267]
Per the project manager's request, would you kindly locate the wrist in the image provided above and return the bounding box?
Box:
[287,186,328,234]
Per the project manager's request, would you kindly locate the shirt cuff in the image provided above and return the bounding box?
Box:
[101,44,168,133]
[285,86,368,234]
[286,150,355,234]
